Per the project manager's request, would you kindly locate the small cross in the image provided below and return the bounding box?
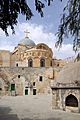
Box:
[24,30,30,38]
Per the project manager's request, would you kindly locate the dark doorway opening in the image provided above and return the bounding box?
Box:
[39,76,43,82]
[65,94,78,107]
[25,89,28,95]
[11,84,15,91]
[33,89,36,95]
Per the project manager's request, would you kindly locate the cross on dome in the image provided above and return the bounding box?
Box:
[24,30,30,38]
[19,30,35,47]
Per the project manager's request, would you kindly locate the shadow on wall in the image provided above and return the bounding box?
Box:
[0,107,19,120]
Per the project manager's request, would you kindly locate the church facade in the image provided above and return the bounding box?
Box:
[1,33,80,113]
[0,35,66,96]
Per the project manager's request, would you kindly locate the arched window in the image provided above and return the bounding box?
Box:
[65,94,78,107]
[40,58,45,67]
[28,58,33,67]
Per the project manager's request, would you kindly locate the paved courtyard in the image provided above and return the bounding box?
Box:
[0,95,80,120]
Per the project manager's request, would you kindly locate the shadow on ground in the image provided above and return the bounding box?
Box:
[0,107,61,120]
[0,106,19,120]
[22,118,61,120]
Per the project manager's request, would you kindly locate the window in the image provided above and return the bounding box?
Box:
[50,61,52,66]
[39,76,43,82]
[40,58,45,67]
[16,63,18,67]
[0,88,2,90]
[18,75,20,78]
[22,68,24,70]
[33,82,35,86]
[25,86,28,88]
[57,64,59,67]
[28,58,33,67]
[11,84,15,91]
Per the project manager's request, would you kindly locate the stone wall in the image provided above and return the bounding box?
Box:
[52,87,80,113]
[0,51,11,67]
[0,67,55,96]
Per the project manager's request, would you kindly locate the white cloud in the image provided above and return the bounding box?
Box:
[54,44,75,59]
[0,22,75,59]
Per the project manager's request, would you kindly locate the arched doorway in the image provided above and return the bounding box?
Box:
[65,94,78,107]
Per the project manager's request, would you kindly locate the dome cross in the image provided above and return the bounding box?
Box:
[24,30,30,38]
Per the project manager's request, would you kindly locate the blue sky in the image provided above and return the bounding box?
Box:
[0,0,77,59]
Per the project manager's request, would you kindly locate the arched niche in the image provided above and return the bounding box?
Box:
[65,94,78,107]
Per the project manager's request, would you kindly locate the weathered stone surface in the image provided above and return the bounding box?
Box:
[52,61,80,113]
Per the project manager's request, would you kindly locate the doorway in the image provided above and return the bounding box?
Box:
[33,89,36,95]
[11,84,15,91]
[65,94,78,107]
[25,89,28,95]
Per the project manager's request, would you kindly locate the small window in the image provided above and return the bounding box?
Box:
[22,68,24,70]
[25,86,28,88]
[16,63,18,67]
[33,82,35,86]
[0,88,2,90]
[50,61,52,66]
[57,64,59,67]
[18,75,20,78]
[39,76,43,82]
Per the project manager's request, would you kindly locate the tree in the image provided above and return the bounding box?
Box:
[55,0,80,51]
[0,0,52,35]
[0,0,80,51]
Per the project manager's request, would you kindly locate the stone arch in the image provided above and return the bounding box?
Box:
[65,94,78,107]
[40,58,45,67]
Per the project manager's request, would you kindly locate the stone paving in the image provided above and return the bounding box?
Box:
[0,95,80,120]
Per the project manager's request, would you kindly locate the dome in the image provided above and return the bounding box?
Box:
[19,37,35,47]
[56,61,80,84]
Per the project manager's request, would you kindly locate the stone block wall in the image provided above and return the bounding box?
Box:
[0,67,55,96]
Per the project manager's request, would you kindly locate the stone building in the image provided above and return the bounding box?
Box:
[51,61,80,113]
[0,34,66,96]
